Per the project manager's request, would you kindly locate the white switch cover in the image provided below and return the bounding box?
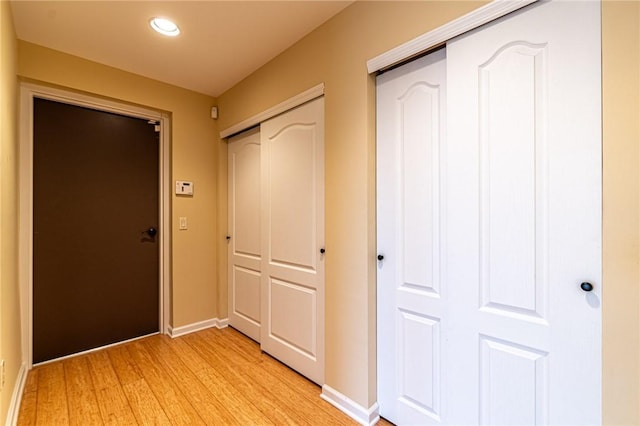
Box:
[179,217,188,230]
[176,181,194,195]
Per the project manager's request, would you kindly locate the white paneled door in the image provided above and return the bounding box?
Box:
[377,49,447,425]
[260,98,325,385]
[228,128,262,341]
[377,1,601,425]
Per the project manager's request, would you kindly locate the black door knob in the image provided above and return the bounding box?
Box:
[580,282,594,292]
[377,254,384,261]
[320,248,325,254]
[146,227,157,237]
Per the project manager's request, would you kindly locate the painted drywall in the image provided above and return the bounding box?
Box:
[602,2,640,424]
[217,0,490,409]
[218,0,640,421]
[0,1,21,423]
[17,41,220,329]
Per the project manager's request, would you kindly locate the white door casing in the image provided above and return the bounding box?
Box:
[228,127,262,342]
[377,1,602,424]
[376,49,447,425]
[260,98,325,385]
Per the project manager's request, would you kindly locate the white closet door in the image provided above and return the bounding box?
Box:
[228,128,262,342]
[377,1,602,425]
[376,49,447,425]
[260,98,325,384]
[445,1,601,425]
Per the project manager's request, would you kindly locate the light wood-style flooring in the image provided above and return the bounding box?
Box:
[18,327,389,425]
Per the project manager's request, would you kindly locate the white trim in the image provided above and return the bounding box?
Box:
[219,83,324,139]
[18,82,171,368]
[168,317,229,338]
[366,0,537,73]
[5,363,27,426]
[321,385,380,426]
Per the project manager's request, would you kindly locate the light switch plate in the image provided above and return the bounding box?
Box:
[176,181,194,196]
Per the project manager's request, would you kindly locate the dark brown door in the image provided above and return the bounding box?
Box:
[33,98,159,364]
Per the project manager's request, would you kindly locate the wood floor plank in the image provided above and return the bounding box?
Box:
[183,332,302,425]
[24,369,39,393]
[127,341,206,426]
[194,329,356,426]
[86,350,137,425]
[34,363,69,426]
[86,351,120,390]
[63,356,103,425]
[163,335,280,425]
[142,336,262,425]
[122,378,172,426]
[107,344,143,386]
[93,385,137,426]
[16,391,37,426]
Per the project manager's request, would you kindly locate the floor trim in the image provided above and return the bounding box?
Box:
[321,385,380,426]
[168,317,229,338]
[6,363,27,426]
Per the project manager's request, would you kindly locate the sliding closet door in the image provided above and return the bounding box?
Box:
[228,128,262,341]
[377,1,601,424]
[376,49,447,425]
[445,1,601,424]
[260,98,325,385]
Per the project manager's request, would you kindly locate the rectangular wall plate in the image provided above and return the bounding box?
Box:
[175,181,193,196]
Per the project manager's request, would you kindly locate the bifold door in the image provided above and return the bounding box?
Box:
[377,1,602,424]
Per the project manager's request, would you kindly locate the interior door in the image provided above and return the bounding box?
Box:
[228,127,262,342]
[260,97,325,385]
[33,98,159,364]
[377,1,602,424]
[445,1,601,424]
[376,49,447,425]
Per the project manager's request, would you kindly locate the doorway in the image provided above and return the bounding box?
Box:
[19,83,171,367]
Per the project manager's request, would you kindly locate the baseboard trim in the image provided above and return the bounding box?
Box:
[321,385,380,426]
[168,317,229,338]
[6,363,28,426]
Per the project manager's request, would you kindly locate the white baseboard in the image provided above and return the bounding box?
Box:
[321,384,380,426]
[168,317,229,338]
[6,363,28,426]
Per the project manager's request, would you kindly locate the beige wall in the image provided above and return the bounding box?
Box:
[17,41,220,329]
[602,1,640,424]
[218,0,640,421]
[0,0,21,423]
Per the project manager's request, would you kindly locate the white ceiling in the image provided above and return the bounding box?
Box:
[10,1,352,97]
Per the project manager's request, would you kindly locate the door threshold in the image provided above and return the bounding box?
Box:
[32,331,160,367]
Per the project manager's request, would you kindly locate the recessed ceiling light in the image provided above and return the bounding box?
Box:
[150,17,180,37]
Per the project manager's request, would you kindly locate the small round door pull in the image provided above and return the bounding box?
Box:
[580,282,594,292]
[320,248,325,254]
[377,254,384,261]
[146,227,157,237]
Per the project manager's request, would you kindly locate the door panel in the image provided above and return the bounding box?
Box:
[445,1,601,424]
[261,98,324,384]
[228,128,262,341]
[33,98,159,364]
[377,49,446,425]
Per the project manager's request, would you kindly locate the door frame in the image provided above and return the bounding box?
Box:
[18,82,171,368]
